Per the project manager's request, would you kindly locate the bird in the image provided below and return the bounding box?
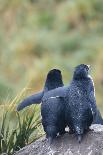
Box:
[64,64,97,143]
[41,69,66,143]
[17,69,66,144]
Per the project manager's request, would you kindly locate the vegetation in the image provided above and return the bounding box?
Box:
[0,90,43,154]
[0,0,103,154]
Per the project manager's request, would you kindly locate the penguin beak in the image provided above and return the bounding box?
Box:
[77,134,82,143]
[87,65,91,71]
[87,65,90,68]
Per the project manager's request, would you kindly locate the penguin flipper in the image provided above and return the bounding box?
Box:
[17,91,44,111]
[43,86,67,99]
[92,109,103,125]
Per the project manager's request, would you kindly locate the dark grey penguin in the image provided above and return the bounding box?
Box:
[64,64,97,143]
[17,69,66,144]
[40,69,66,144]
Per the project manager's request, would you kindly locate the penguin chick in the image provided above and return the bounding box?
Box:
[17,69,63,111]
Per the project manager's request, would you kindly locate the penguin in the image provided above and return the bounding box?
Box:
[17,69,66,144]
[64,64,97,143]
[17,69,63,111]
[41,69,66,144]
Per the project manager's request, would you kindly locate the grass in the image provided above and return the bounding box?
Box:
[0,89,43,155]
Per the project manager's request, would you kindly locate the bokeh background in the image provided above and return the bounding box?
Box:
[0,0,103,154]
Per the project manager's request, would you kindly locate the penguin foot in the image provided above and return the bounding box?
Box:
[84,128,93,134]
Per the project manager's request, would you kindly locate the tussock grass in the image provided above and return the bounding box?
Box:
[0,88,43,155]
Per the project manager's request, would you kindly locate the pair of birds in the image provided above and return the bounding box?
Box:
[17,64,103,144]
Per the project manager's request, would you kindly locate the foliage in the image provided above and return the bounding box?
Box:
[0,92,43,155]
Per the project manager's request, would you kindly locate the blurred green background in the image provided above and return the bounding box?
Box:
[0,0,103,110]
[0,0,103,153]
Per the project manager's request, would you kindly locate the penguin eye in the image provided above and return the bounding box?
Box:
[84,66,88,72]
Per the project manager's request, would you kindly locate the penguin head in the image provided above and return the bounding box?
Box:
[44,69,63,91]
[73,64,90,80]
[47,69,62,80]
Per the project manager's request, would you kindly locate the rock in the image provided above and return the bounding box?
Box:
[15,124,103,155]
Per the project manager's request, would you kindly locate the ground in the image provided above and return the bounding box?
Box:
[15,124,103,155]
